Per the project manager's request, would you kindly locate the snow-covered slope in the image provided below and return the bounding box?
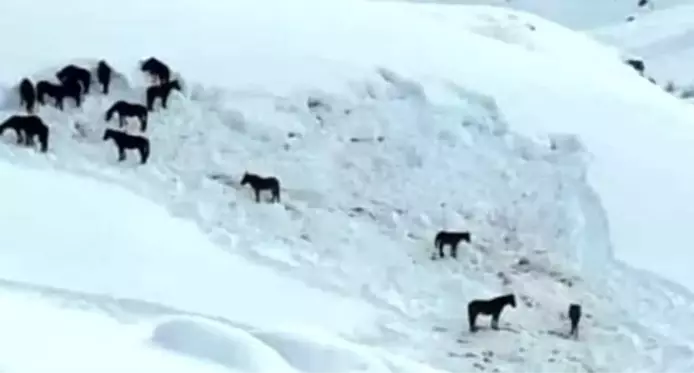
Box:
[370,0,694,28]
[0,159,442,373]
[2,0,694,371]
[591,3,694,84]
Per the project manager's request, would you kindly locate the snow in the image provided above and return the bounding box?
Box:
[375,0,694,29]
[591,3,694,83]
[1,0,694,371]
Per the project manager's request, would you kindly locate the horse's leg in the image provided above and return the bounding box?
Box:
[254,188,260,203]
[438,242,445,259]
[117,146,125,161]
[491,313,500,330]
[451,240,459,259]
[468,307,477,333]
[14,128,23,144]
[26,133,35,147]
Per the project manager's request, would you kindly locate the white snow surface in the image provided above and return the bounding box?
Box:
[1,0,694,371]
[369,0,694,28]
[591,3,694,83]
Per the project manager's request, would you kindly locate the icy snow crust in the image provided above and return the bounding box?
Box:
[1,0,694,371]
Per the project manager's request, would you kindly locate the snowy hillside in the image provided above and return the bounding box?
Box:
[373,0,694,28]
[591,3,694,85]
[2,0,694,372]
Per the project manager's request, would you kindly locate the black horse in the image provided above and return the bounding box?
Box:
[434,230,471,259]
[568,303,582,339]
[0,115,49,152]
[96,60,113,95]
[141,57,171,84]
[18,78,36,113]
[468,293,516,333]
[625,58,645,76]
[240,172,281,203]
[102,129,150,164]
[56,64,92,94]
[36,80,82,110]
[146,80,181,111]
[105,101,148,132]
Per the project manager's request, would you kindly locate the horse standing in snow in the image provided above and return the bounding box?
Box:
[140,57,171,84]
[0,115,49,152]
[146,80,181,111]
[102,128,150,164]
[568,303,582,339]
[105,101,149,132]
[625,58,645,76]
[96,60,113,95]
[18,78,36,113]
[434,230,471,259]
[36,79,82,110]
[467,293,516,333]
[56,64,92,94]
[240,172,281,203]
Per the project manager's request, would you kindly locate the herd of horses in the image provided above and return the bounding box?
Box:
[0,56,584,343]
[0,57,278,201]
[2,57,180,163]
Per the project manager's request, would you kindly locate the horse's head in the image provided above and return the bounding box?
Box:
[505,293,517,308]
[463,232,472,242]
[240,172,250,185]
[170,80,182,92]
[102,129,113,141]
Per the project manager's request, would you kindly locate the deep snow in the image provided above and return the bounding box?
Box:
[1,0,694,371]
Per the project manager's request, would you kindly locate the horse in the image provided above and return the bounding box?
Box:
[434,230,471,259]
[625,58,645,76]
[36,80,82,110]
[0,115,49,152]
[146,80,181,111]
[568,303,581,339]
[467,293,516,333]
[102,128,150,164]
[96,60,113,95]
[56,64,92,94]
[240,172,281,203]
[140,57,171,84]
[18,78,36,113]
[105,101,148,132]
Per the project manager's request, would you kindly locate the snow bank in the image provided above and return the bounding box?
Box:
[0,291,230,373]
[151,318,298,373]
[0,158,377,335]
[151,316,446,373]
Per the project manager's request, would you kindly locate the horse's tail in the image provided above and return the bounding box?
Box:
[467,302,477,332]
[141,139,150,164]
[141,112,148,132]
[40,126,49,152]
